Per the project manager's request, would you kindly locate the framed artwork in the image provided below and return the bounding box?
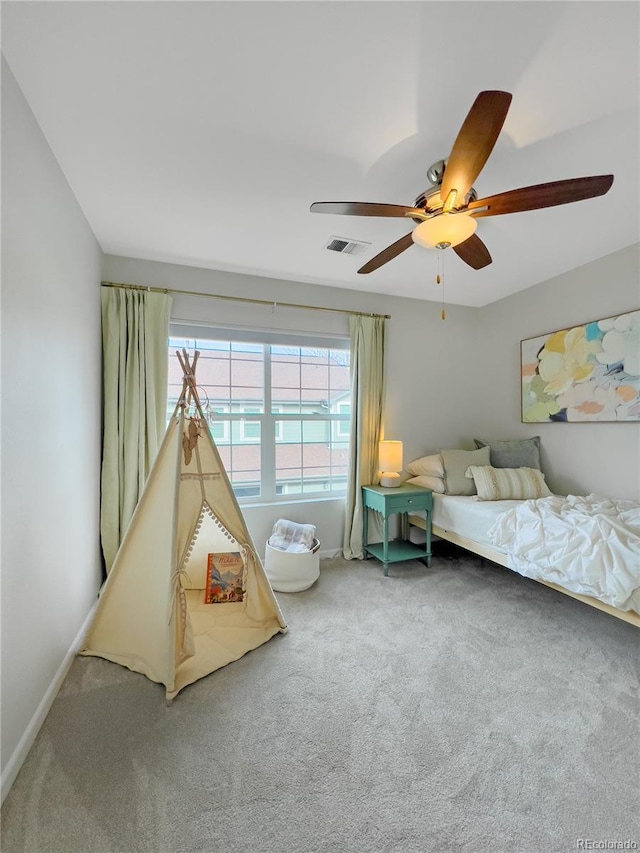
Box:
[520,309,640,423]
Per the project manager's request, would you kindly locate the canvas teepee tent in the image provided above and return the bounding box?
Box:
[81,350,286,699]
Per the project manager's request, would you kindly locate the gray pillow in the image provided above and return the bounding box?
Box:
[473,436,541,470]
[440,446,490,495]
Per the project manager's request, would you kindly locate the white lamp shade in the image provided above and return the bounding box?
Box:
[379,440,403,487]
[411,212,477,249]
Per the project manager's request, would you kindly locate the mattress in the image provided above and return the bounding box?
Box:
[429,494,523,550]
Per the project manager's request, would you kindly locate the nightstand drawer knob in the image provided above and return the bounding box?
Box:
[407,499,413,504]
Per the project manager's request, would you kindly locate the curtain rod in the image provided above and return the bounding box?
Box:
[100,281,391,320]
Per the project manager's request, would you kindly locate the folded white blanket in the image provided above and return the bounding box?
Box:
[269,518,316,552]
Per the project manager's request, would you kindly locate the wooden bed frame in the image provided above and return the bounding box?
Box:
[408,514,640,628]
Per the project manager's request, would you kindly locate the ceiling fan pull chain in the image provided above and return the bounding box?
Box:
[440,251,446,320]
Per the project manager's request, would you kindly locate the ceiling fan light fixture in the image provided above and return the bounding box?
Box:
[411,212,477,249]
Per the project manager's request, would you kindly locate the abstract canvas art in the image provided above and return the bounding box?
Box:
[521,310,640,423]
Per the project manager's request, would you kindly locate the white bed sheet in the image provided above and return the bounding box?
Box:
[489,494,640,612]
[430,494,522,550]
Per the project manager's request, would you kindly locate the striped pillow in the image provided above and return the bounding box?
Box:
[464,465,552,501]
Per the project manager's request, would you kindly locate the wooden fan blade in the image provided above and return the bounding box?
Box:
[452,234,492,270]
[358,232,414,274]
[310,201,422,218]
[441,91,512,203]
[468,175,614,218]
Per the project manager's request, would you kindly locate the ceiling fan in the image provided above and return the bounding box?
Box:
[310,91,614,274]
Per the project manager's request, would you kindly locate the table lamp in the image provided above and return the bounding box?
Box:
[379,440,403,487]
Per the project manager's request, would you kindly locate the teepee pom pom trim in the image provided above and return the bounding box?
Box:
[183,507,207,562]
[205,504,238,542]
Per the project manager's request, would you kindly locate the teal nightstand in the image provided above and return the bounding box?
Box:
[362,483,432,576]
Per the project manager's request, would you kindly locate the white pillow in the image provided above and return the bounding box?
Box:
[406,453,444,478]
[406,475,446,493]
[465,465,552,501]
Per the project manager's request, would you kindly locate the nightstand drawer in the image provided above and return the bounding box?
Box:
[385,492,432,513]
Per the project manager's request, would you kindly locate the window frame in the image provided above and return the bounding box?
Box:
[168,325,351,505]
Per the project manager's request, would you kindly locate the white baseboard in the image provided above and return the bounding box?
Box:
[1,599,99,805]
[319,548,343,560]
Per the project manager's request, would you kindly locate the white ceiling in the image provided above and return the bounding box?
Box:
[3,1,639,307]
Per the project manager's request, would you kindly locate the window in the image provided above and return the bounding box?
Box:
[334,401,351,438]
[208,406,229,444]
[168,331,351,503]
[240,406,261,442]
[272,406,283,441]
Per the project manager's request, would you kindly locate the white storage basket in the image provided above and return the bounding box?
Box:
[264,538,320,592]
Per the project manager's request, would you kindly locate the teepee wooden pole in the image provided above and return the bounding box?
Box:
[175,350,189,412]
[176,349,207,421]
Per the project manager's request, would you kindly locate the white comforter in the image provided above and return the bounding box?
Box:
[488,494,640,611]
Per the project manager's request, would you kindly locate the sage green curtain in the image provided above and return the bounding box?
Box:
[100,287,173,572]
[343,315,386,560]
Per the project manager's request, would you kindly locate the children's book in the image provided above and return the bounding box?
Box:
[204,552,245,604]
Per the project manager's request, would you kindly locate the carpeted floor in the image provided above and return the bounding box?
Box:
[2,544,639,853]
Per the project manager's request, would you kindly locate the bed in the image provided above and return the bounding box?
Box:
[408,493,640,628]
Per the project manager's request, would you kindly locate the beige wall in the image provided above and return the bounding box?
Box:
[475,244,639,500]
[104,242,640,549]
[1,59,104,800]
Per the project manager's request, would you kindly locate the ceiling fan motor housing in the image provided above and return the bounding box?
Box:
[426,159,446,186]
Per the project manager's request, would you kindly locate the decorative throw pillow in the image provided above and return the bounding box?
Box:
[440,447,490,495]
[473,436,541,470]
[465,465,552,501]
[406,453,444,478]
[406,475,446,494]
